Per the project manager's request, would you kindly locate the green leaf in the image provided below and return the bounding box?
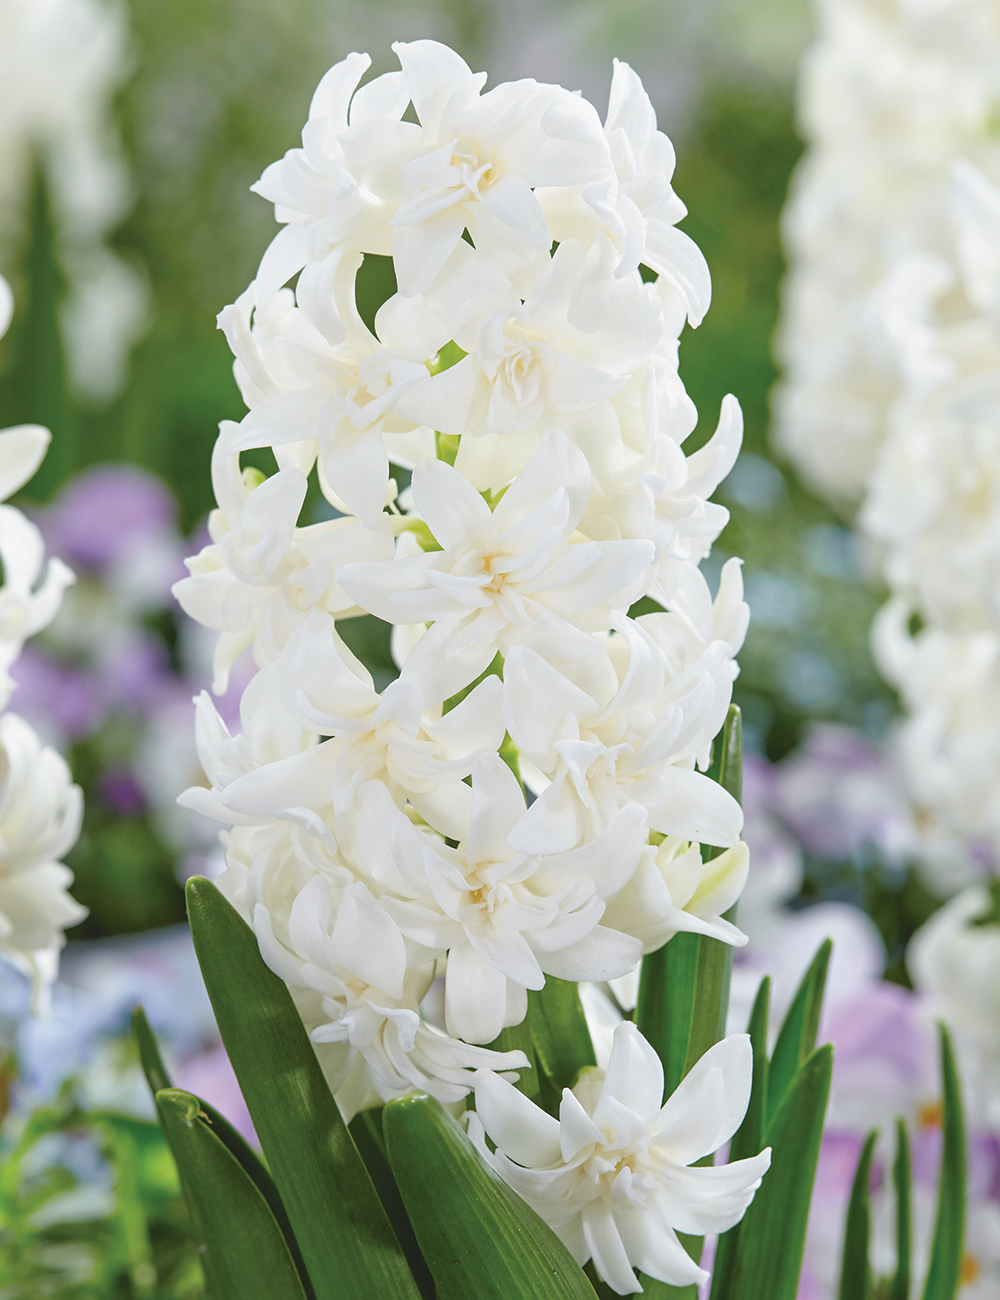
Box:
[725,1043,833,1300]
[637,707,743,1098]
[704,704,744,830]
[132,1006,172,1096]
[637,934,696,1097]
[133,1003,302,1273]
[709,975,771,1300]
[7,162,76,495]
[921,1025,966,1300]
[528,977,596,1115]
[490,1016,541,1102]
[766,938,831,1123]
[155,1089,309,1300]
[383,1091,598,1300]
[348,1110,434,1300]
[185,877,420,1300]
[838,1129,878,1300]
[891,1119,911,1300]
[103,1121,157,1297]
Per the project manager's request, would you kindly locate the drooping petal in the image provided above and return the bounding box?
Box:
[444,940,510,1044]
[473,1067,562,1167]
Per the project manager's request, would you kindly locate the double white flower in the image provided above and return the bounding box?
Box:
[471,1023,771,1294]
[177,42,766,1288]
[0,276,84,1006]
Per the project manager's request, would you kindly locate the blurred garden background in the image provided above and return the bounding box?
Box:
[0,0,985,1295]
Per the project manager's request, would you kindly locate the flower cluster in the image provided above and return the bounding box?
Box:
[0,0,147,399]
[776,0,1000,881]
[176,42,760,1290]
[0,274,84,1006]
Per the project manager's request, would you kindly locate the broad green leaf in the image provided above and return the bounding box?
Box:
[891,1119,911,1300]
[349,1110,434,1300]
[528,977,596,1114]
[185,877,420,1300]
[922,1025,965,1300]
[383,1091,598,1300]
[766,939,831,1122]
[838,1129,878,1300]
[132,1003,302,1274]
[709,975,771,1300]
[156,1089,308,1300]
[725,1043,833,1300]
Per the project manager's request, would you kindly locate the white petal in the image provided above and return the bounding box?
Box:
[467,752,526,867]
[540,927,641,983]
[412,456,493,552]
[594,1021,663,1127]
[581,1202,641,1295]
[643,222,712,327]
[0,426,50,502]
[332,882,408,999]
[445,941,509,1044]
[651,1151,771,1235]
[557,1086,604,1161]
[653,1034,753,1164]
[473,1067,561,1167]
[0,274,13,340]
[647,768,744,848]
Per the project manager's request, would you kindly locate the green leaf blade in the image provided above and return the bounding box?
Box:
[766,939,831,1122]
[891,1119,911,1300]
[838,1129,878,1300]
[922,1025,966,1300]
[528,976,596,1113]
[383,1091,598,1300]
[709,975,771,1300]
[156,1088,309,1300]
[185,876,420,1300]
[132,1006,172,1096]
[348,1110,435,1300]
[134,1000,307,1280]
[727,1043,833,1300]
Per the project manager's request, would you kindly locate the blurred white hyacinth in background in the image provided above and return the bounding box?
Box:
[0,274,83,1006]
[776,0,1000,890]
[175,39,768,1292]
[0,0,148,399]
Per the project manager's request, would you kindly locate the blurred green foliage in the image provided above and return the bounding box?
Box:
[0,1084,202,1298]
[673,85,894,760]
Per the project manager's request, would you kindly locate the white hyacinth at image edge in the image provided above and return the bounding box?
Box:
[174,40,768,1293]
[0,272,85,1009]
[775,0,1000,889]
